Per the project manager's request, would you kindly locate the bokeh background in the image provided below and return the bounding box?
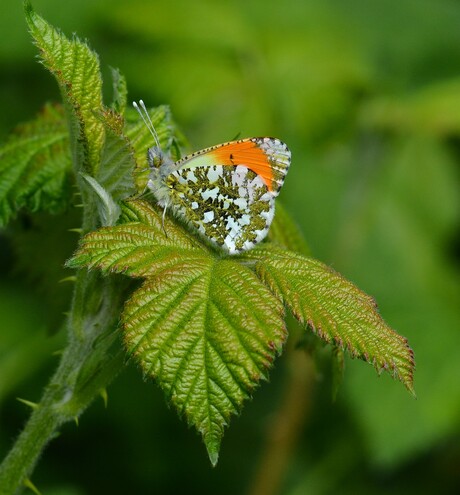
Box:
[1,0,459,494]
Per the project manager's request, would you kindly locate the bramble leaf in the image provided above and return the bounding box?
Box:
[124,258,286,465]
[80,173,120,227]
[0,103,71,226]
[67,199,210,276]
[241,245,415,394]
[25,2,141,227]
[25,0,104,176]
[95,109,136,205]
[110,67,128,115]
[67,199,286,464]
[68,198,416,461]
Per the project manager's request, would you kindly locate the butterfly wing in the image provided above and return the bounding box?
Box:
[162,138,291,254]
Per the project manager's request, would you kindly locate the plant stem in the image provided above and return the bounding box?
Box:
[0,394,60,494]
[0,271,126,495]
[248,345,315,495]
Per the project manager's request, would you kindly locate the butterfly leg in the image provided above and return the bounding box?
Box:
[162,204,169,238]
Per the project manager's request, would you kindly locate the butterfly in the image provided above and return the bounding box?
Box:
[133,100,291,254]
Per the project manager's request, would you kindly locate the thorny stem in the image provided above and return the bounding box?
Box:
[0,201,127,495]
[0,274,126,494]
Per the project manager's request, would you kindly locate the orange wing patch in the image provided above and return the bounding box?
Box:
[209,140,276,192]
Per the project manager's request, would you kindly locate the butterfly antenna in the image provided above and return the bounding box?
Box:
[132,100,161,148]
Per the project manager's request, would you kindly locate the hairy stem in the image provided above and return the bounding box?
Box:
[0,397,59,494]
[0,201,127,495]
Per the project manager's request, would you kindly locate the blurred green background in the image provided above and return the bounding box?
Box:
[1,0,459,493]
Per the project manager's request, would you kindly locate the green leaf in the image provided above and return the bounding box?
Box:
[242,245,415,394]
[0,103,71,226]
[68,200,287,463]
[124,259,286,465]
[95,109,136,203]
[80,173,120,227]
[110,67,128,115]
[67,199,210,276]
[68,198,416,461]
[25,0,104,176]
[24,2,137,224]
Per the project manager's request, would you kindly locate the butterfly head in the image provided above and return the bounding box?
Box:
[147,145,168,170]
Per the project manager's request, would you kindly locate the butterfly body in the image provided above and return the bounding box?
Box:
[134,101,291,254]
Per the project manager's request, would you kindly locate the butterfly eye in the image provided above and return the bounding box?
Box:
[148,147,164,169]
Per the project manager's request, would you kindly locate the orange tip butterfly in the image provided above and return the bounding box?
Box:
[133,100,291,254]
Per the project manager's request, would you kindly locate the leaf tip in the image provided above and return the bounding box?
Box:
[64,257,77,269]
[402,364,416,398]
[207,447,219,467]
[23,0,33,16]
[204,433,221,467]
[65,253,87,270]
[24,0,38,32]
[407,384,417,399]
[396,339,416,397]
